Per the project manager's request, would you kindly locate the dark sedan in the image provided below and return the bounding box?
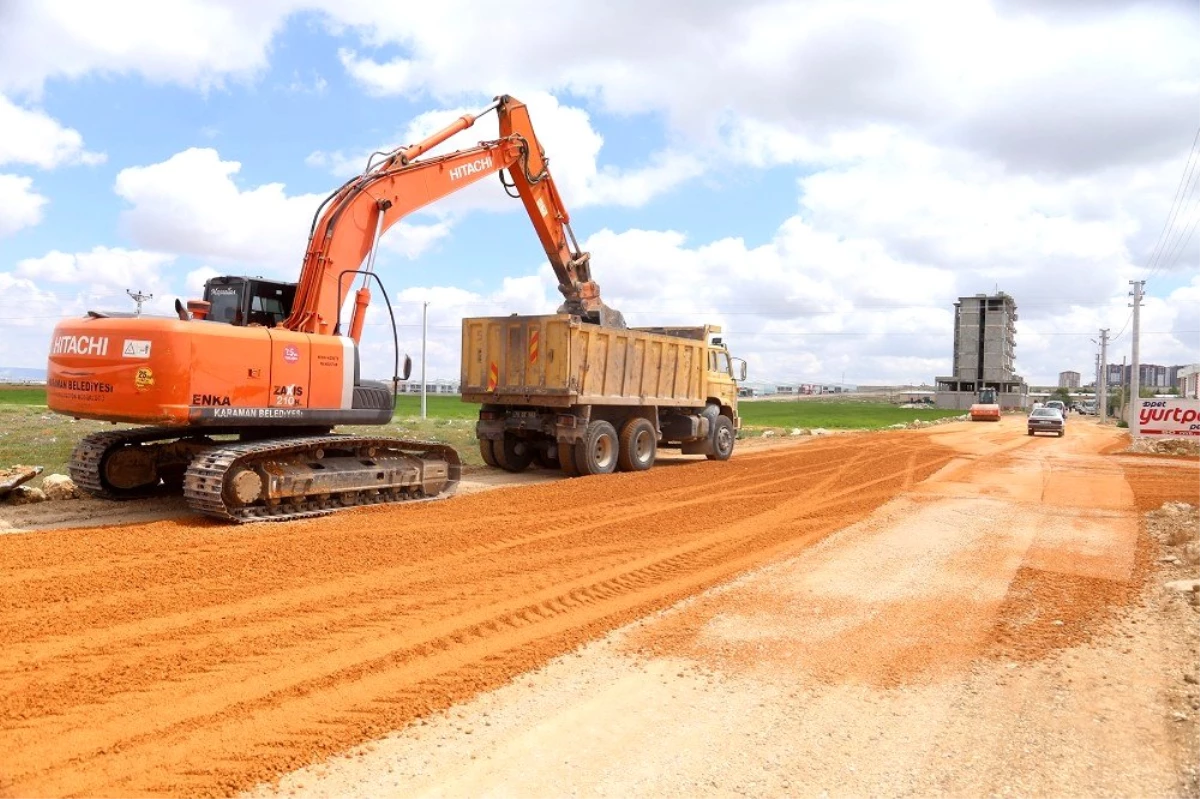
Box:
[1028,407,1065,437]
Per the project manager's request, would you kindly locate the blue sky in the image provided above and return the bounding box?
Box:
[1,0,1197,388]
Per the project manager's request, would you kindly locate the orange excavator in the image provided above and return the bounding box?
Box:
[46,94,622,522]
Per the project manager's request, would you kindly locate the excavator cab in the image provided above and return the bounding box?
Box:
[201,277,297,327]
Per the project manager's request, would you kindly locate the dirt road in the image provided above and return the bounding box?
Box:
[3,418,1196,797]
[2,427,946,796]
[248,418,1198,799]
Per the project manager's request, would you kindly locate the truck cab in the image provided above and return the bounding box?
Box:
[705,329,746,429]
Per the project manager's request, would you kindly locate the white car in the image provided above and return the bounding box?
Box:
[1028,407,1065,437]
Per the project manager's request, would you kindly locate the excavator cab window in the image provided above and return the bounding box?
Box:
[203,277,297,327]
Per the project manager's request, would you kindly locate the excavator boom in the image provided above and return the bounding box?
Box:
[286,94,623,339]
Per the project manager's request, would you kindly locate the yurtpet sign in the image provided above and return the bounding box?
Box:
[1136,398,1200,437]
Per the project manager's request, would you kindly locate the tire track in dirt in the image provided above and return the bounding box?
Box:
[1,432,954,798]
[0,439,917,645]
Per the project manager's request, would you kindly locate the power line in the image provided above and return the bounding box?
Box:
[1144,124,1200,283]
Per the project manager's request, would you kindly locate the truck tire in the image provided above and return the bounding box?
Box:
[495,433,534,473]
[532,444,558,469]
[575,420,618,476]
[617,417,656,472]
[479,438,500,468]
[558,442,581,477]
[706,415,735,461]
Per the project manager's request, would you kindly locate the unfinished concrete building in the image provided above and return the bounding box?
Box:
[934,292,1029,410]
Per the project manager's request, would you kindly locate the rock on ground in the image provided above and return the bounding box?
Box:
[41,474,79,501]
[8,486,48,505]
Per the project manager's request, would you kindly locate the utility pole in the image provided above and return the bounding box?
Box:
[1128,280,1144,435]
[1119,355,1127,422]
[420,301,429,420]
[1098,328,1109,422]
[126,289,153,317]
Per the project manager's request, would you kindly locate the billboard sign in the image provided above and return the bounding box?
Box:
[1135,398,1200,437]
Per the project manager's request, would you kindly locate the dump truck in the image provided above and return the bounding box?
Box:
[462,315,747,476]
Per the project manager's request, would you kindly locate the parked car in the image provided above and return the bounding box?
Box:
[1028,407,1065,437]
[1045,400,1068,419]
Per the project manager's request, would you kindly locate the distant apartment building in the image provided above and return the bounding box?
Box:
[1105,363,1180,390]
[1106,363,1125,387]
[1058,370,1080,388]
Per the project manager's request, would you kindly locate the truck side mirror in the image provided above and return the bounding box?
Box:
[733,358,748,381]
[402,355,413,381]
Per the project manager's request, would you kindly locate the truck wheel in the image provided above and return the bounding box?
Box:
[495,434,534,473]
[558,442,581,477]
[575,420,618,475]
[707,415,735,461]
[478,438,500,468]
[618,418,656,472]
[532,445,558,469]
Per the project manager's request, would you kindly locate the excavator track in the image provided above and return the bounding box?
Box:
[70,427,462,523]
[183,434,462,523]
[69,426,229,500]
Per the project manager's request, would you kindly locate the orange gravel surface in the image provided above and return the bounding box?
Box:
[1,432,954,798]
[622,420,1199,690]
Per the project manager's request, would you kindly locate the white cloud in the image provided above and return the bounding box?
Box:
[185,266,223,297]
[317,0,1197,174]
[112,147,464,281]
[337,48,418,97]
[16,246,176,292]
[0,174,48,236]
[0,0,298,96]
[0,95,105,168]
[284,69,327,95]
[113,147,322,275]
[0,272,63,328]
[380,221,453,259]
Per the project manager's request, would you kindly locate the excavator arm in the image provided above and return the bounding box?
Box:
[284,94,624,341]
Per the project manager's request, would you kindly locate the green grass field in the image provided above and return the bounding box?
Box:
[0,387,50,405]
[738,399,964,430]
[0,388,965,481]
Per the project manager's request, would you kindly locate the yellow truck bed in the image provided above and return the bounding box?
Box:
[461,314,710,408]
